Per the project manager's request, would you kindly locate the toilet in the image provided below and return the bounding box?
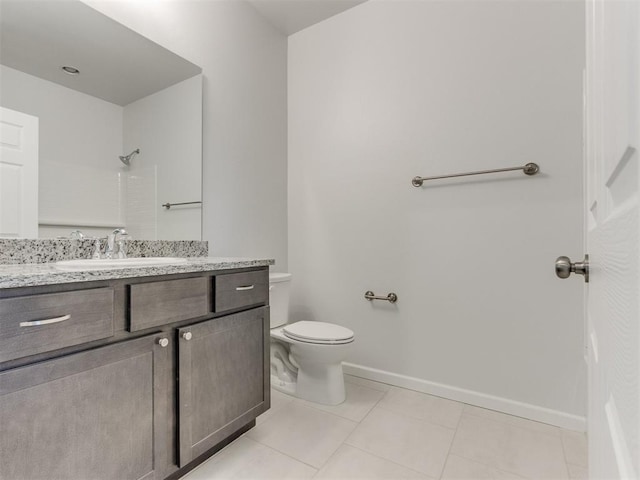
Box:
[269,273,355,405]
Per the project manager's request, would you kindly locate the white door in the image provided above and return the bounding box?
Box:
[585,0,639,478]
[0,107,39,238]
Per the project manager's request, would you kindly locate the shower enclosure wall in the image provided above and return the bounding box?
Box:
[0,65,202,240]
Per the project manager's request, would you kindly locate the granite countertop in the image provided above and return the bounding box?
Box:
[0,257,275,289]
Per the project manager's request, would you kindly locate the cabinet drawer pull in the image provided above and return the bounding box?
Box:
[235,285,255,291]
[157,338,169,348]
[19,314,71,327]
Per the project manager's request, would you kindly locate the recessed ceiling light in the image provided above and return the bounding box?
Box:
[61,66,80,75]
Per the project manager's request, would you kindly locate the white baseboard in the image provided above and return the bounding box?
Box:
[343,362,586,432]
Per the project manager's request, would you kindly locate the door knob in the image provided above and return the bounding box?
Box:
[555,255,589,283]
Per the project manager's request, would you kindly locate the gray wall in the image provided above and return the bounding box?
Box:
[86,0,288,269]
[288,0,586,428]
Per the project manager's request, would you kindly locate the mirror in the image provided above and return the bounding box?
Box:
[0,0,203,240]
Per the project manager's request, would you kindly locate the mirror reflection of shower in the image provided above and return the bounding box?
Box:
[119,148,140,166]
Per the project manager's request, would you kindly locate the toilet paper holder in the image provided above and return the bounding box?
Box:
[364,291,398,303]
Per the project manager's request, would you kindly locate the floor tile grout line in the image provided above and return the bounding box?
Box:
[437,406,466,479]
[251,401,288,430]
[183,437,268,480]
[309,437,351,477]
[462,404,563,437]
[250,397,361,471]
[560,429,588,468]
[254,384,388,472]
[340,384,396,445]
[342,438,434,479]
[441,451,533,480]
[374,383,472,430]
[344,376,394,393]
[296,395,369,473]
[244,432,324,471]
[359,401,458,435]
[460,408,568,442]
[560,431,572,472]
[340,402,384,447]
[559,432,582,479]
[291,387,387,422]
[343,400,457,479]
[344,443,436,479]
[374,402,463,430]
[444,413,572,480]
[289,397,362,426]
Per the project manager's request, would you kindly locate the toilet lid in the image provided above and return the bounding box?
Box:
[283,321,354,345]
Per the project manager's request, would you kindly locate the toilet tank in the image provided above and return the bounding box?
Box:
[269,273,292,328]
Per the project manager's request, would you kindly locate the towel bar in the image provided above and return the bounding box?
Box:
[412,162,539,187]
[364,291,398,303]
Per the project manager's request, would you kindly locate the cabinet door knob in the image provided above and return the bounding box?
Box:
[182,331,192,341]
[157,337,169,348]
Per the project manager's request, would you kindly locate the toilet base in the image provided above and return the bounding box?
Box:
[270,374,296,396]
[294,359,346,405]
[270,371,346,406]
[269,350,348,405]
[270,328,352,406]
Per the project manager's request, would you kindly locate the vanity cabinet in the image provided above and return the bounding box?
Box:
[0,333,170,480]
[0,266,270,480]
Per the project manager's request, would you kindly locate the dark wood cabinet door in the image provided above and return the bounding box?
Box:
[0,333,170,480]
[177,307,269,466]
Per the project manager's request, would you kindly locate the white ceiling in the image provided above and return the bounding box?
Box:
[0,0,365,106]
[0,1,201,106]
[246,0,368,35]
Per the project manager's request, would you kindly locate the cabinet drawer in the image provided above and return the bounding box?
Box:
[214,270,268,312]
[129,276,209,332]
[0,288,114,363]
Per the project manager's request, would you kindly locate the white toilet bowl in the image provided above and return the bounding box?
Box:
[269,273,355,405]
[271,321,354,405]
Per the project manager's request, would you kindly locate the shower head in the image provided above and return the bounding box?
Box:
[119,148,140,166]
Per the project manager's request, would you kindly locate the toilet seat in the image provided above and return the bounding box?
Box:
[283,321,354,345]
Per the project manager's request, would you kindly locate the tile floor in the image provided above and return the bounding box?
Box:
[181,375,588,480]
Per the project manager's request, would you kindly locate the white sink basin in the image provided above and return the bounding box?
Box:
[55,257,188,270]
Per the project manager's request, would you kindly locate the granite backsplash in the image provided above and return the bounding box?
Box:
[0,239,208,264]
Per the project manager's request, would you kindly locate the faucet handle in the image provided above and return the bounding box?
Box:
[92,238,103,259]
[105,234,115,259]
[115,232,130,259]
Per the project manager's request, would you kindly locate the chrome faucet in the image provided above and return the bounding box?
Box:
[105,228,130,259]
